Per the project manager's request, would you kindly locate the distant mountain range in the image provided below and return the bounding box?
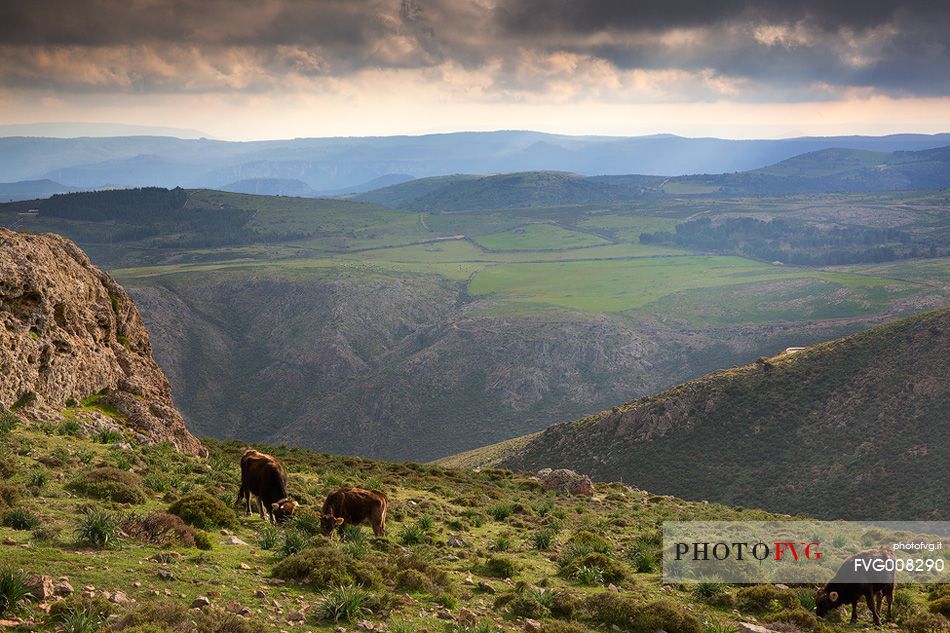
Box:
[443,308,950,520]
[2,130,950,193]
[0,179,78,202]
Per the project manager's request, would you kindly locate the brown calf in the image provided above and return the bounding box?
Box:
[236,449,298,523]
[320,487,387,537]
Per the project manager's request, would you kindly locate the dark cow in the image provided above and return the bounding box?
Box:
[236,449,299,523]
[320,487,388,537]
[816,549,896,625]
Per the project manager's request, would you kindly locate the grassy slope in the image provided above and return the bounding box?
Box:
[2,419,946,633]
[451,308,950,521]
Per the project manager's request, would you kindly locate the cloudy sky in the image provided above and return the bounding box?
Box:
[1,0,949,140]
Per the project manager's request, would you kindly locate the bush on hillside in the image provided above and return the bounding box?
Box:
[762,608,823,632]
[633,600,702,633]
[736,585,799,613]
[167,492,237,530]
[0,483,19,510]
[122,512,197,547]
[75,507,120,548]
[272,545,381,589]
[3,508,40,530]
[560,552,628,584]
[68,467,146,504]
[582,592,640,627]
[482,555,518,579]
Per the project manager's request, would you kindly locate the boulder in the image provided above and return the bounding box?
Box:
[24,575,54,601]
[536,468,595,496]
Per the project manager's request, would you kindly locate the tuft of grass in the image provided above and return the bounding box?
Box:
[482,555,517,579]
[492,534,511,551]
[75,506,119,549]
[0,409,17,434]
[278,529,310,559]
[0,568,32,616]
[3,507,40,530]
[572,564,605,585]
[705,619,739,633]
[417,514,435,530]
[93,428,124,444]
[317,585,370,623]
[531,529,555,550]
[51,607,102,633]
[258,524,279,550]
[399,523,427,545]
[487,503,513,521]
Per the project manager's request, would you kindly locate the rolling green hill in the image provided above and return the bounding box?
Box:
[352,171,663,211]
[667,145,950,195]
[444,308,950,520]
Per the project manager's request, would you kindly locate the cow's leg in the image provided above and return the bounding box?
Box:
[885,585,893,622]
[850,599,858,623]
[866,589,880,626]
[373,506,387,537]
[257,496,267,521]
[244,491,252,516]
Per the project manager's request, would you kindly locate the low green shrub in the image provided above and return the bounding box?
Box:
[930,596,950,617]
[902,610,950,633]
[634,599,702,633]
[482,555,517,578]
[531,529,556,550]
[0,482,19,509]
[291,508,323,536]
[507,592,548,619]
[582,592,640,627]
[122,512,197,547]
[258,524,279,550]
[167,492,237,529]
[68,467,146,504]
[272,545,382,589]
[762,608,823,632]
[560,552,628,584]
[736,584,799,614]
[193,530,213,550]
[278,529,310,559]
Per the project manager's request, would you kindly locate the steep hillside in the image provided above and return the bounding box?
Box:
[451,308,950,520]
[0,228,203,454]
[220,178,317,197]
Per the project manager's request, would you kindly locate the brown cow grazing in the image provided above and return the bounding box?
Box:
[816,549,896,625]
[236,449,299,524]
[320,487,388,537]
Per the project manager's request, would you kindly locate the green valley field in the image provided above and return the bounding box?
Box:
[2,185,949,462]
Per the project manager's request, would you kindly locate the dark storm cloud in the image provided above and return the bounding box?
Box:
[0,0,948,97]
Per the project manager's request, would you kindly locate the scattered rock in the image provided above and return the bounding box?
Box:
[239,563,251,570]
[524,619,542,633]
[536,468,595,496]
[2,538,16,546]
[463,575,475,586]
[191,596,211,609]
[53,581,74,596]
[607,583,619,592]
[131,581,141,588]
[287,611,305,622]
[110,591,129,604]
[476,582,496,594]
[156,568,175,581]
[225,536,248,545]
[24,576,54,601]
[738,624,781,633]
[457,608,477,626]
[447,535,468,548]
[220,529,233,536]
[226,602,252,617]
[255,590,267,598]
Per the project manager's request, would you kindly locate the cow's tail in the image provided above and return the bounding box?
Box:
[235,483,245,507]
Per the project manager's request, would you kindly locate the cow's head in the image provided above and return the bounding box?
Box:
[320,513,345,535]
[270,499,299,523]
[815,589,840,618]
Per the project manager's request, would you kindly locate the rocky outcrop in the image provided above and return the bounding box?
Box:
[0,229,203,455]
[537,468,595,496]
